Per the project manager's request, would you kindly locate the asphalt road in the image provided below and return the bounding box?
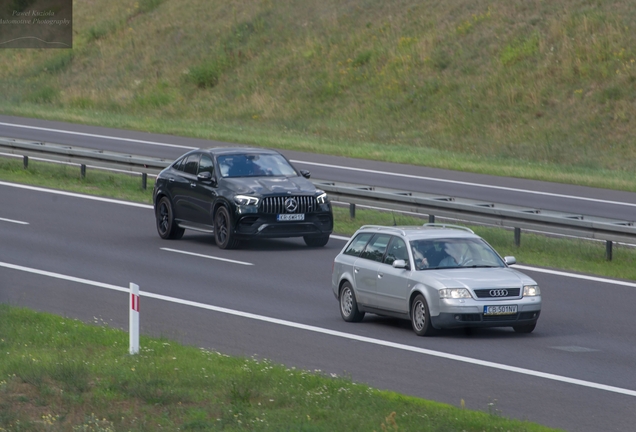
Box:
[1,116,636,431]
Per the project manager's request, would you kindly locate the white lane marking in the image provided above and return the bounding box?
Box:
[0,217,28,225]
[0,180,632,288]
[1,259,636,398]
[0,181,153,209]
[0,122,195,150]
[2,121,634,208]
[296,160,636,208]
[161,247,253,266]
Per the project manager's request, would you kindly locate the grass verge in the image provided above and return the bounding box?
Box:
[0,305,560,431]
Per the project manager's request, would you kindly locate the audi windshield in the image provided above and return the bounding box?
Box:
[410,237,506,270]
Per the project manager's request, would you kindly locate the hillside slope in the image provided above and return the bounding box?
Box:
[1,0,635,174]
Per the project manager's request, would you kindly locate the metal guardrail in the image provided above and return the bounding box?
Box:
[314,180,636,247]
[0,137,171,189]
[2,137,635,259]
[0,136,169,171]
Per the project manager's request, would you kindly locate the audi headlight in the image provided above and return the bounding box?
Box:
[523,285,540,296]
[439,288,472,299]
[316,191,328,205]
[234,195,259,206]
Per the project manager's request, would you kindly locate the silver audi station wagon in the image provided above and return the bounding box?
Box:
[332,224,541,336]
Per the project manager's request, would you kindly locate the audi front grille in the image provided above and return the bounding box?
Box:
[473,288,521,298]
[260,196,317,214]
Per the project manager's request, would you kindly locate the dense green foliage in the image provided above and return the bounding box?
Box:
[1,0,635,190]
[0,305,561,431]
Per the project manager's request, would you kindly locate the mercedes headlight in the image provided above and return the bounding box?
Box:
[439,288,472,299]
[316,191,328,205]
[523,285,540,296]
[234,195,259,206]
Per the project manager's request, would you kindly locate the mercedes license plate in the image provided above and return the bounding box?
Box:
[277,213,305,221]
[483,305,517,316]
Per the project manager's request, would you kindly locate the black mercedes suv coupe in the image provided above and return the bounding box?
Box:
[153,147,333,249]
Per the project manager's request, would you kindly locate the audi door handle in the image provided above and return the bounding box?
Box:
[378,273,383,278]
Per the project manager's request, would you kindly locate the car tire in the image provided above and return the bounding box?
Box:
[411,294,437,336]
[214,206,239,249]
[303,234,330,247]
[339,282,365,322]
[513,323,536,334]
[156,197,185,240]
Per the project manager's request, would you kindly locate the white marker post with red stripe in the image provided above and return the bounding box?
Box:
[129,282,140,355]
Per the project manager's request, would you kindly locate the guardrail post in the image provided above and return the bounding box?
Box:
[428,214,435,224]
[514,228,521,247]
[23,155,28,169]
[606,241,613,261]
[80,164,86,179]
[129,282,140,355]
[142,173,148,190]
[349,203,356,219]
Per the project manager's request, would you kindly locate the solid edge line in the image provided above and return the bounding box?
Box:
[514,264,636,288]
[1,259,635,398]
[2,180,633,288]
[0,122,196,150]
[1,120,633,208]
[1,180,632,288]
[294,160,636,208]
[0,181,153,209]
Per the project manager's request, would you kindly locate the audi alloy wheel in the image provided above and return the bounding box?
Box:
[339,282,364,322]
[411,294,436,336]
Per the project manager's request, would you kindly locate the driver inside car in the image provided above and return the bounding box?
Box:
[438,242,472,267]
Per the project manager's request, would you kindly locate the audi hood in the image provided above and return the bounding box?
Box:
[420,268,536,290]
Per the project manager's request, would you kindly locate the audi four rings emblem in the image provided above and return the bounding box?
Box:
[489,289,509,297]
[285,197,298,213]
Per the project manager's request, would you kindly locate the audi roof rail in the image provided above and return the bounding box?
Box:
[358,225,408,236]
[422,223,474,233]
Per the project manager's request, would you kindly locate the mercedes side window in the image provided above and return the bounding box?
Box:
[183,153,200,175]
[343,232,373,257]
[173,157,185,172]
[198,155,214,176]
[360,234,391,263]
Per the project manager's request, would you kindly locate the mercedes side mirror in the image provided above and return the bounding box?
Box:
[197,171,216,186]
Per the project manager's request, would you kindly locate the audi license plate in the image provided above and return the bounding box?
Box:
[484,305,517,316]
[277,214,305,221]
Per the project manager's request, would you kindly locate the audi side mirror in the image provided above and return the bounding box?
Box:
[504,256,516,265]
[392,259,408,269]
